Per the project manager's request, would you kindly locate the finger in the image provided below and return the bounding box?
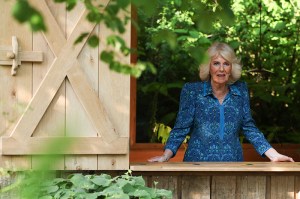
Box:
[148,156,162,162]
[148,156,159,162]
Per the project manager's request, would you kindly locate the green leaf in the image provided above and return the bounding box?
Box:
[152,29,177,49]
[131,189,151,198]
[102,184,124,195]
[87,35,99,48]
[74,33,89,45]
[156,188,173,199]
[132,0,159,17]
[174,0,182,6]
[91,175,112,187]
[100,51,114,63]
[189,46,207,65]
[69,174,95,190]
[12,0,32,22]
[41,185,59,194]
[274,21,286,30]
[86,11,102,23]
[189,30,199,38]
[66,0,77,11]
[116,0,130,9]
[131,176,145,186]
[12,0,46,32]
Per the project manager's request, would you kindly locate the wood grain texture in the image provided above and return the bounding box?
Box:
[211,176,236,199]
[236,176,266,199]
[130,162,300,172]
[0,0,32,169]
[151,175,178,199]
[295,176,300,199]
[181,176,210,199]
[1,0,130,170]
[270,176,295,199]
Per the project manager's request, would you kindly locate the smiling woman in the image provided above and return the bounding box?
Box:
[148,42,294,163]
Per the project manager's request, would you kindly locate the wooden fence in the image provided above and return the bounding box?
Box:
[131,162,300,199]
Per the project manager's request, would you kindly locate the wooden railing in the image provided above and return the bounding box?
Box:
[130,162,300,199]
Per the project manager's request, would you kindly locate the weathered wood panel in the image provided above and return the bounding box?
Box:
[271,176,295,199]
[211,176,236,199]
[181,176,210,199]
[152,175,179,198]
[0,0,130,170]
[295,176,300,199]
[131,162,300,199]
[0,0,32,170]
[236,176,266,199]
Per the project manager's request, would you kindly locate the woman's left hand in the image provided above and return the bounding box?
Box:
[269,154,294,162]
[265,148,294,162]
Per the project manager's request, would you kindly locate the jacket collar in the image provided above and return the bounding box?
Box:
[203,80,241,97]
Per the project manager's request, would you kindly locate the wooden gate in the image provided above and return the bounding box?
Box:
[0,0,130,170]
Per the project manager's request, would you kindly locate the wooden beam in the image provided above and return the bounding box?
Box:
[2,137,128,155]
[67,63,119,142]
[130,162,300,172]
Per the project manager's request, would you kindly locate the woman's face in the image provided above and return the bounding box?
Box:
[210,55,232,85]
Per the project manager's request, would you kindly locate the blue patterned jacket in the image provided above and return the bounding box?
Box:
[165,81,272,161]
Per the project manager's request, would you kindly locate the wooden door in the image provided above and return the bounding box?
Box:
[0,0,130,170]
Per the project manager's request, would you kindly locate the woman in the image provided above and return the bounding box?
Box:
[148,42,294,162]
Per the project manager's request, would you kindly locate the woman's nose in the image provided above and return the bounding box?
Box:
[219,65,225,71]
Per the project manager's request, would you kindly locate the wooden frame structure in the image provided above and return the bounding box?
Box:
[0,0,130,170]
[131,162,300,199]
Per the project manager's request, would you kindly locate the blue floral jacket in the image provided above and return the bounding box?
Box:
[165,81,272,162]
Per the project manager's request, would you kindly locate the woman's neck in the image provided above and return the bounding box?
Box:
[211,80,228,103]
[211,81,228,94]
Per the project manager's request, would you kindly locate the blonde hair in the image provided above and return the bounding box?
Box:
[199,42,242,83]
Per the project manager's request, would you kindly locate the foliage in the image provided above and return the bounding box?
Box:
[136,0,234,142]
[137,0,300,143]
[1,170,172,199]
[11,0,155,78]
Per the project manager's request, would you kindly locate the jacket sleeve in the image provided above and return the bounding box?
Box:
[164,83,196,157]
[241,82,272,156]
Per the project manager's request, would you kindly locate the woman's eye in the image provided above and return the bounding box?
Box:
[213,62,220,66]
[224,62,230,67]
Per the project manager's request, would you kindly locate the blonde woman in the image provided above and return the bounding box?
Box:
[149,42,294,162]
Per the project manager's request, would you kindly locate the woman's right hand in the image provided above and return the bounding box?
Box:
[148,155,169,162]
[148,149,173,162]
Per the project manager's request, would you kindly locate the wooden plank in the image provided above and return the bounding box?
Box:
[97,154,129,170]
[32,155,65,170]
[65,2,96,168]
[97,4,131,169]
[211,176,236,199]
[237,176,266,199]
[0,0,33,169]
[98,8,131,139]
[2,137,128,154]
[30,1,66,170]
[151,175,178,199]
[29,0,67,55]
[270,176,294,199]
[0,50,43,62]
[65,155,97,170]
[130,162,300,172]
[181,176,210,199]
[296,176,300,199]
[67,63,119,142]
[65,72,97,170]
